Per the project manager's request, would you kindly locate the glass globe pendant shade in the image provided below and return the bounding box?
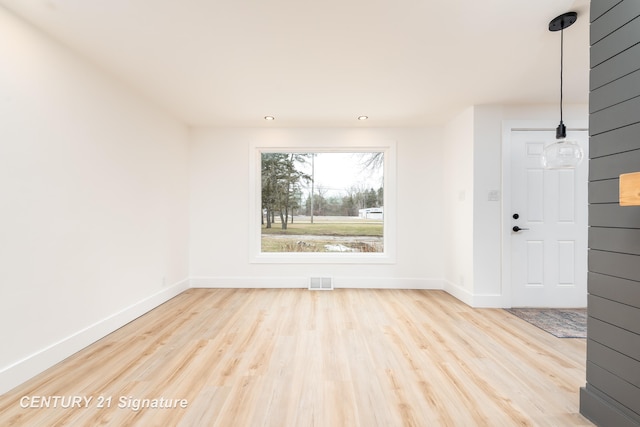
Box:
[541,138,583,169]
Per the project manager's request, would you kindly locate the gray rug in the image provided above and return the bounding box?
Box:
[505,308,587,338]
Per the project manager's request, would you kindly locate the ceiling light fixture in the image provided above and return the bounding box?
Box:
[357,115,368,121]
[264,116,275,121]
[541,11,583,169]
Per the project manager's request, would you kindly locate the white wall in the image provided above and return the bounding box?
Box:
[442,108,475,302]
[472,106,505,304]
[445,104,588,307]
[0,8,190,393]
[189,127,444,288]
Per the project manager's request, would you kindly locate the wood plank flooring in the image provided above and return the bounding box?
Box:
[0,289,593,426]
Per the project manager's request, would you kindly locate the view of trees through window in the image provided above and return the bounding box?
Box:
[261,152,384,253]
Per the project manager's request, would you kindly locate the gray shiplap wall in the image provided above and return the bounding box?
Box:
[580,1,640,426]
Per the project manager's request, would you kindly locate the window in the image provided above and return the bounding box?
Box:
[249,141,396,263]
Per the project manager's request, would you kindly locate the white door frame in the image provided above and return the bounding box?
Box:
[500,120,589,308]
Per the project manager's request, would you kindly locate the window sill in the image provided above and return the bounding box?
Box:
[250,252,396,264]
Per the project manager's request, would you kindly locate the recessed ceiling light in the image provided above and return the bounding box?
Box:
[264,116,275,121]
[357,115,369,121]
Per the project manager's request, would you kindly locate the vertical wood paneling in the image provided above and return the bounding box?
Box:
[589,228,640,255]
[590,122,640,158]
[590,1,640,43]
[588,295,640,336]
[588,317,640,360]
[588,179,619,203]
[591,0,624,22]
[589,272,640,307]
[588,341,640,389]
[589,69,640,113]
[590,43,640,91]
[586,362,640,419]
[589,96,640,135]
[582,1,640,426]
[590,17,640,68]
[590,149,640,180]
[589,203,640,228]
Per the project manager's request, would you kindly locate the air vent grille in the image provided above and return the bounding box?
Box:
[309,277,333,290]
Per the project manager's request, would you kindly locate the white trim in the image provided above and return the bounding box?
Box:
[442,280,474,306]
[191,276,308,288]
[443,280,504,308]
[0,278,189,395]
[190,276,442,290]
[249,252,395,264]
[248,140,397,264]
[501,120,588,308]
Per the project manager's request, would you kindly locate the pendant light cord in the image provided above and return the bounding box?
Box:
[555,25,567,139]
[560,27,564,125]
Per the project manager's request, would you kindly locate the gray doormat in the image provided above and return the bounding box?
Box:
[504,308,587,338]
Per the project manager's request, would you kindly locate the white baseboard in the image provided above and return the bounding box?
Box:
[334,277,443,289]
[0,278,189,395]
[190,276,444,290]
[190,276,308,288]
[442,280,505,308]
[443,280,475,306]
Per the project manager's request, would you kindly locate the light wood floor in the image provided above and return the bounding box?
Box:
[0,289,593,426]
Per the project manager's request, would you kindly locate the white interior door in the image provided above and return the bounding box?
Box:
[510,130,588,307]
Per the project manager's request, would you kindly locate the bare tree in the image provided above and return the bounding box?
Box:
[315,185,328,215]
[355,152,384,173]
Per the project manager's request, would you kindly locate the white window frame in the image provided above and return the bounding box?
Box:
[249,140,397,264]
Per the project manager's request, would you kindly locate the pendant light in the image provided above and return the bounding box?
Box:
[541,12,584,169]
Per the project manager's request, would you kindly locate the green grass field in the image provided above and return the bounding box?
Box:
[261,221,383,237]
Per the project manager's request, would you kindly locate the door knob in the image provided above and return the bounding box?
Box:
[512,226,529,232]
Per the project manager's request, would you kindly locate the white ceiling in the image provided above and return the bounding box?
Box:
[0,0,591,127]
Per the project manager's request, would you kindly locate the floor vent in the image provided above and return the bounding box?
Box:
[309,277,333,290]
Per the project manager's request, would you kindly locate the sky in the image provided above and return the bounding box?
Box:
[297,152,384,198]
